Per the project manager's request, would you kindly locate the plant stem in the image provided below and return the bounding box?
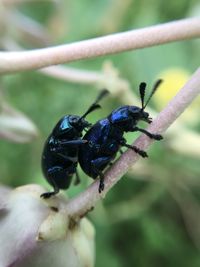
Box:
[0,18,199,74]
[40,66,104,85]
[66,67,200,219]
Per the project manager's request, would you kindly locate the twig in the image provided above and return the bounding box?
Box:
[65,67,200,219]
[0,18,199,74]
[0,37,105,85]
[6,10,52,46]
[2,0,55,5]
[40,66,104,85]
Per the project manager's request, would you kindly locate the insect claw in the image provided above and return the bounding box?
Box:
[154,134,163,140]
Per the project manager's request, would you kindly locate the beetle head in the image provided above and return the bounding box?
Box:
[69,115,91,131]
[128,106,151,124]
[139,109,152,123]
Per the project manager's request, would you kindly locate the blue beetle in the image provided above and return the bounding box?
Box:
[78,80,163,193]
[41,90,108,198]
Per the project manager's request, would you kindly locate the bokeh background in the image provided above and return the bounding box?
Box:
[0,1,200,267]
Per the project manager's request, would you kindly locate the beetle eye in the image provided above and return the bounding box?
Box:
[69,116,78,124]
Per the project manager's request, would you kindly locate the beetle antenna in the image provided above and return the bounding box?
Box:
[139,82,146,110]
[80,89,109,119]
[143,79,163,109]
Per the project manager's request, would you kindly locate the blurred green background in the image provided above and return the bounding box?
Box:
[0,0,200,267]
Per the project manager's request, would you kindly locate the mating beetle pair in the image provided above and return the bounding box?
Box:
[41,80,163,198]
[41,90,108,198]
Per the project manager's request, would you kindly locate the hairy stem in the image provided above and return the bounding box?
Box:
[66,67,200,219]
[0,18,199,74]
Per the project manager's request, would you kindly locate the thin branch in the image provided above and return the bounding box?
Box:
[40,66,104,85]
[0,18,199,74]
[66,67,200,219]
[2,0,55,4]
[6,10,52,46]
[0,38,104,84]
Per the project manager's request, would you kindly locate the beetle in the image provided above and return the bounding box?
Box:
[78,80,163,193]
[41,90,108,198]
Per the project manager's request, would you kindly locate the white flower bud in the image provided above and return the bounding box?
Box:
[0,184,95,267]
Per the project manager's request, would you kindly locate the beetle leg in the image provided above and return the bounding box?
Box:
[88,141,101,152]
[91,162,105,193]
[99,173,105,193]
[50,140,87,153]
[91,156,112,193]
[124,143,148,158]
[58,139,88,146]
[119,148,124,155]
[131,127,163,140]
[41,182,59,199]
[49,147,77,163]
[119,139,148,158]
[57,153,77,163]
[74,169,81,185]
[41,166,74,198]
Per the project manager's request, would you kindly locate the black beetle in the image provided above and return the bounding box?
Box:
[78,80,163,193]
[41,90,108,198]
